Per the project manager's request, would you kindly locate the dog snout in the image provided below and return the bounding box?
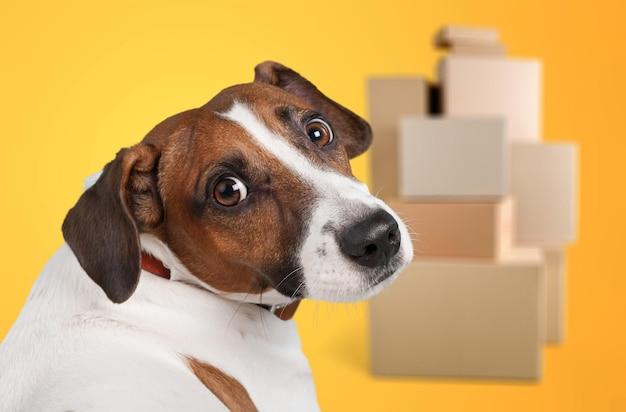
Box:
[339,209,401,268]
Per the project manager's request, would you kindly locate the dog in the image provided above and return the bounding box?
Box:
[0,61,412,411]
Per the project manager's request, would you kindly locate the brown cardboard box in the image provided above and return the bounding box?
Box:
[512,143,578,246]
[435,25,500,48]
[451,43,506,57]
[399,117,508,199]
[545,248,567,343]
[368,77,428,199]
[388,198,513,260]
[439,56,542,141]
[370,259,545,379]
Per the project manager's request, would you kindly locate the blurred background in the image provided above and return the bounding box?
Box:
[1,1,624,410]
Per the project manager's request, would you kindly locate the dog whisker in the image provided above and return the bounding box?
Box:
[274,266,304,290]
[257,290,272,341]
[292,281,306,299]
[224,287,256,337]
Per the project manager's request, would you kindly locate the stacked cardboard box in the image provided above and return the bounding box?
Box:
[368,25,578,380]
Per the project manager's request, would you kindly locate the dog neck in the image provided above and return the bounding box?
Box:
[140,251,299,321]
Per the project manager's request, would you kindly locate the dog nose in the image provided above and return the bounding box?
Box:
[339,209,401,268]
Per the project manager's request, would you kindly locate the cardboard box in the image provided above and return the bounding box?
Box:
[439,56,542,141]
[512,143,578,246]
[370,259,545,379]
[545,248,567,343]
[399,117,508,199]
[368,77,429,199]
[388,198,513,259]
[451,43,506,57]
[435,25,500,48]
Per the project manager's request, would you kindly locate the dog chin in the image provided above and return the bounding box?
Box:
[302,264,406,303]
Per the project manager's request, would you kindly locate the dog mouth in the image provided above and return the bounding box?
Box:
[266,247,407,303]
[268,266,403,304]
[371,262,403,286]
[297,260,407,303]
[362,252,410,292]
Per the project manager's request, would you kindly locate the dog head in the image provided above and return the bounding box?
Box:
[62,61,412,305]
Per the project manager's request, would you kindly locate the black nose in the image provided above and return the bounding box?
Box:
[339,209,401,268]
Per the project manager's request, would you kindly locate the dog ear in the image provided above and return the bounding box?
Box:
[254,61,373,159]
[62,144,163,303]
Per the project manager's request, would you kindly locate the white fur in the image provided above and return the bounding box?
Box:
[222,102,413,302]
[0,243,318,411]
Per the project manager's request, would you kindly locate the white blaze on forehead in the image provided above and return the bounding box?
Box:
[220,101,370,196]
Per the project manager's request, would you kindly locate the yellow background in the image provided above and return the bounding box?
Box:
[1,1,624,410]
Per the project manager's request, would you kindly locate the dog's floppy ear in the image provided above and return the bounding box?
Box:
[254,61,373,159]
[62,144,164,303]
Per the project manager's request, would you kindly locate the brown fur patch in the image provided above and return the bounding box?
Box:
[186,357,258,412]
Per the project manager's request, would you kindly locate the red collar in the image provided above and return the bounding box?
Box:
[141,252,171,279]
[265,300,301,321]
[140,252,300,320]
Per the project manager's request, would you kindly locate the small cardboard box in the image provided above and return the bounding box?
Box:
[370,259,545,379]
[388,198,513,260]
[451,43,506,57]
[399,117,508,199]
[439,56,542,141]
[435,25,500,48]
[512,142,578,246]
[368,77,428,199]
[544,248,567,343]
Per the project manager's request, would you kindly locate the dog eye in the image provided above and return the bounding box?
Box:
[305,119,334,148]
[214,176,248,207]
